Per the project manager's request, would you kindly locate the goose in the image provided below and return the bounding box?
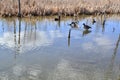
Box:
[55,15,60,21]
[69,22,79,28]
[83,23,91,30]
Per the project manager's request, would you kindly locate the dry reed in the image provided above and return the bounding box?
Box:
[0,0,120,17]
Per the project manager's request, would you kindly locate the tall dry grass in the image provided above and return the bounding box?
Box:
[0,0,120,17]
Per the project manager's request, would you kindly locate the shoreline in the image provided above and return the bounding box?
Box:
[0,12,120,18]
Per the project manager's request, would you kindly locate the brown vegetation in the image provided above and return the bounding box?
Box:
[0,0,120,17]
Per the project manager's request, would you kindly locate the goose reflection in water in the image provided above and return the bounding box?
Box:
[68,29,92,46]
[82,29,92,37]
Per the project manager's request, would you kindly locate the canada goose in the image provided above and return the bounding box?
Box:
[83,23,91,30]
[92,19,96,24]
[69,22,79,28]
[55,15,60,21]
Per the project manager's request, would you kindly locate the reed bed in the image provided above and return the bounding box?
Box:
[0,0,120,17]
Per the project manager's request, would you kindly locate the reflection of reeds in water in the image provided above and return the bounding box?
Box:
[67,28,92,46]
[68,29,71,39]
[94,14,107,33]
[18,18,21,46]
[12,17,45,53]
[0,0,120,17]
[113,34,120,55]
[102,14,106,33]
[13,18,21,55]
[13,19,17,59]
[104,34,120,80]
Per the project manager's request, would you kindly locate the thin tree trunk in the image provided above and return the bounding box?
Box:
[18,0,21,17]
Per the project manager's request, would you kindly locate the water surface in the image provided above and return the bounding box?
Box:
[0,15,120,80]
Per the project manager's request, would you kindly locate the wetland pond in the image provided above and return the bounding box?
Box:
[0,15,120,80]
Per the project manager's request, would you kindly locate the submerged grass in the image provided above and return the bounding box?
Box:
[0,0,120,17]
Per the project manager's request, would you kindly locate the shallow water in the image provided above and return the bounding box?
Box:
[0,15,120,80]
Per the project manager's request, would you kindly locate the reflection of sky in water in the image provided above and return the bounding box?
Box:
[0,30,62,53]
[0,15,120,80]
[0,19,65,53]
